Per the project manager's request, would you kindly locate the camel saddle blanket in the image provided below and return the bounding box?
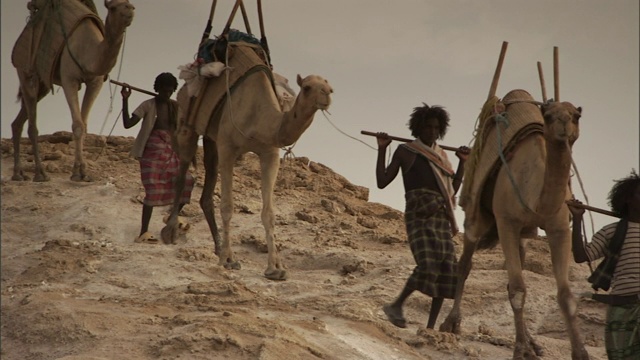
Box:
[190,43,273,137]
[459,89,544,215]
[11,0,103,91]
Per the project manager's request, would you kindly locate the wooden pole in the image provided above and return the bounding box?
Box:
[109,80,157,97]
[553,46,560,101]
[487,41,509,100]
[537,61,547,102]
[200,0,218,45]
[223,0,243,35]
[239,0,252,34]
[360,130,458,152]
[565,200,620,218]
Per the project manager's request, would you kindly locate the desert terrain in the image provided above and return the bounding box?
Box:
[1,133,608,359]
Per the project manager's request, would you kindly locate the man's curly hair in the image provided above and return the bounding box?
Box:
[407,103,450,139]
[153,72,178,92]
[608,169,640,218]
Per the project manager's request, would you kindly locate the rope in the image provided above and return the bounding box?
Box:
[320,111,376,151]
[99,30,127,136]
[95,30,128,161]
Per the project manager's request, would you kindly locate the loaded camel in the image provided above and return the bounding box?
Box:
[439,44,589,360]
[163,70,333,281]
[11,0,135,182]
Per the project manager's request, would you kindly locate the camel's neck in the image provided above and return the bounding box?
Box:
[276,97,318,147]
[85,18,126,75]
[536,140,572,215]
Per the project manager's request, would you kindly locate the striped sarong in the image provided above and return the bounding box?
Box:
[404,188,458,299]
[605,303,640,360]
[139,130,194,207]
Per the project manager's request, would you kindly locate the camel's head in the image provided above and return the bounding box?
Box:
[105,0,135,29]
[296,74,333,111]
[541,101,581,146]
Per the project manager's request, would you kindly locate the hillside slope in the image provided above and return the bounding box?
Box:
[1,133,607,359]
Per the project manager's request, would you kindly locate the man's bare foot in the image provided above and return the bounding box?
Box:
[383,304,407,328]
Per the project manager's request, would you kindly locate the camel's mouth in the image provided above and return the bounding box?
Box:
[316,102,330,110]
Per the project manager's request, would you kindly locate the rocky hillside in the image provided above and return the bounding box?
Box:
[1,133,607,359]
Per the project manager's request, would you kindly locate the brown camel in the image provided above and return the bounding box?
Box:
[439,90,589,360]
[163,71,332,281]
[11,0,135,182]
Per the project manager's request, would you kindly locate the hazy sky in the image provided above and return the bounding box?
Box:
[2,0,638,234]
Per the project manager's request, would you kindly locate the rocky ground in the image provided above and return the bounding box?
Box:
[1,133,608,359]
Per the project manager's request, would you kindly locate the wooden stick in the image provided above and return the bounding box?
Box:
[487,41,509,100]
[565,200,620,218]
[554,46,560,101]
[537,61,547,102]
[200,0,218,45]
[109,80,157,97]
[223,0,242,35]
[239,0,252,34]
[360,130,458,152]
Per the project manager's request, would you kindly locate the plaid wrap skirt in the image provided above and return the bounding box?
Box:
[139,130,194,207]
[605,302,640,360]
[404,188,458,299]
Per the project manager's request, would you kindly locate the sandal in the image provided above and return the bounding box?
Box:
[163,215,191,231]
[135,232,159,244]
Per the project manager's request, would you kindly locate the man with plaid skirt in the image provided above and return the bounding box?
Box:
[375,103,469,329]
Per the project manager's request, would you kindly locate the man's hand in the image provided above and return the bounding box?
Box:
[375,132,392,149]
[455,146,471,161]
[566,199,586,217]
[121,85,132,99]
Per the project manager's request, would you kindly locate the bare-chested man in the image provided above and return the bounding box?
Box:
[121,73,194,244]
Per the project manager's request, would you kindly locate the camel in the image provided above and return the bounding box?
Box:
[10,0,135,182]
[163,70,332,281]
[439,90,590,360]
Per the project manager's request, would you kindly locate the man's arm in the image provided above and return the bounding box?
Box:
[568,202,589,263]
[121,86,142,129]
[375,133,401,189]
[452,146,470,194]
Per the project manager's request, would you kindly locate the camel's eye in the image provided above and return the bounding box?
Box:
[303,85,311,92]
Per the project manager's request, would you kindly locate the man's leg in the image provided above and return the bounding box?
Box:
[140,204,153,235]
[427,297,444,329]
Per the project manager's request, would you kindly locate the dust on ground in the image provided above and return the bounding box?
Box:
[1,133,608,359]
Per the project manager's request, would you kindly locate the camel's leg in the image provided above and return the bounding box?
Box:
[440,232,476,333]
[73,76,102,181]
[61,77,89,182]
[497,221,540,360]
[160,127,198,245]
[14,72,49,182]
[217,148,240,270]
[259,150,287,281]
[199,138,222,254]
[546,221,589,360]
[11,105,30,181]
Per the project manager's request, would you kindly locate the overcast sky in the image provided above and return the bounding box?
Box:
[2,0,638,234]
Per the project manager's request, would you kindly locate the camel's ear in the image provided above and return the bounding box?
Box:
[296,74,303,87]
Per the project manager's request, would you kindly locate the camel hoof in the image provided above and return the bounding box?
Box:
[223,261,241,270]
[160,225,178,245]
[70,174,92,182]
[439,317,461,334]
[33,173,50,182]
[264,269,287,281]
[12,174,29,181]
[513,344,540,360]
